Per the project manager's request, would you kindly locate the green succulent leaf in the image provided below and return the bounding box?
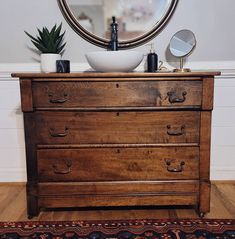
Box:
[55,31,65,48]
[25,23,66,54]
[57,42,67,54]
[24,31,41,44]
[31,41,48,53]
[51,24,57,35]
[54,23,62,39]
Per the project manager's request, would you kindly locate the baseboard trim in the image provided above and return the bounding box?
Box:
[0,169,26,182]
[210,167,235,180]
[0,182,26,186]
[211,180,235,184]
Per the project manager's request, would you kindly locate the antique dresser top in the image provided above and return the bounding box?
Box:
[12,71,221,80]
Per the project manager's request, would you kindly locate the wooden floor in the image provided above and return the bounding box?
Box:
[0,181,234,221]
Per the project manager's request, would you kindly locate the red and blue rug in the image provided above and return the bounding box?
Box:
[0,219,234,239]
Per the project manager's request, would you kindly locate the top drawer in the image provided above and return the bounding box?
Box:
[32,80,202,108]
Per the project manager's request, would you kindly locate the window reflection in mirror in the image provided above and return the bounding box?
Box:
[67,0,172,41]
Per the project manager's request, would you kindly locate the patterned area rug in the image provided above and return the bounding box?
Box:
[0,219,234,239]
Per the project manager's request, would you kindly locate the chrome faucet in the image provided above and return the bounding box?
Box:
[110,16,118,51]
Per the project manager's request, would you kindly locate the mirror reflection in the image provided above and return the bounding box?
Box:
[67,0,172,41]
[170,29,196,72]
[170,29,196,57]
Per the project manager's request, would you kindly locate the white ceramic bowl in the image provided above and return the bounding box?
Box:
[85,51,144,72]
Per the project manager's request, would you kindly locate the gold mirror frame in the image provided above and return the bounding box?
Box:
[58,0,178,49]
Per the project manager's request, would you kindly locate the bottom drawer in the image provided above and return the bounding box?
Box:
[38,181,199,208]
[37,147,199,181]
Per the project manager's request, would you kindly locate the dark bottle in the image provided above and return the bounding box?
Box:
[147,43,158,72]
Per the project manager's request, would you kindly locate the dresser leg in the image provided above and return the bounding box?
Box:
[199,212,205,218]
[199,181,211,215]
[27,215,35,220]
[27,184,39,219]
[27,195,39,219]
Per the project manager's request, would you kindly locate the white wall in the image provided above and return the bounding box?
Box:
[0,0,235,181]
[211,71,235,180]
[0,76,26,181]
[1,0,235,63]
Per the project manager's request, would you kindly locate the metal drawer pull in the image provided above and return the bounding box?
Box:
[167,91,187,103]
[165,159,185,172]
[49,127,69,137]
[167,125,185,136]
[48,93,68,103]
[52,159,72,174]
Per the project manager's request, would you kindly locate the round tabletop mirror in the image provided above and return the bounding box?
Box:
[58,0,178,49]
[169,29,196,72]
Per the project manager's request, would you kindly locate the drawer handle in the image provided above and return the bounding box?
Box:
[167,125,185,136]
[167,91,187,103]
[49,127,69,137]
[165,159,185,173]
[52,159,72,174]
[48,93,68,103]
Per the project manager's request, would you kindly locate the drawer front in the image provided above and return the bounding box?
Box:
[35,111,200,144]
[32,80,202,108]
[39,181,199,196]
[38,181,199,208]
[37,147,199,182]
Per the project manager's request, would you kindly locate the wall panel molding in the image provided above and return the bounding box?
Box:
[210,167,235,180]
[0,168,26,182]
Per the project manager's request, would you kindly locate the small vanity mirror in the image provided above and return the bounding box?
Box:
[169,29,196,72]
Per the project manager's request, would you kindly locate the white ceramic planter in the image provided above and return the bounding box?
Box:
[41,53,61,73]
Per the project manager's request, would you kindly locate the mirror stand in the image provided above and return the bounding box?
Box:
[173,57,191,72]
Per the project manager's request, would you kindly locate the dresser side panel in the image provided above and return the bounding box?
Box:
[202,77,214,110]
[20,79,33,112]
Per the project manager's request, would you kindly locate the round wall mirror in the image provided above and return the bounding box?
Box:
[169,29,196,72]
[58,0,178,49]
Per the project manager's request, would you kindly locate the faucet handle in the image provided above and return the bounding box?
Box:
[111,16,118,28]
[110,16,118,51]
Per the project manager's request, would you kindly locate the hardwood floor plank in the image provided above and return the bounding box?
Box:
[0,186,26,221]
[18,208,28,221]
[0,184,25,219]
[205,184,234,219]
[212,183,235,217]
[175,208,198,218]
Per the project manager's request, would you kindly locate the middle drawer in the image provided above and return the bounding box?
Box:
[35,111,200,144]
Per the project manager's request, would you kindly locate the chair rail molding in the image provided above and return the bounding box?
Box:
[0,61,235,182]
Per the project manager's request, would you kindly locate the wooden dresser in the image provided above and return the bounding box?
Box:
[12,71,220,218]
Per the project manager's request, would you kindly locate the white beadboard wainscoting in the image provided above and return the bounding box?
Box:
[0,62,235,182]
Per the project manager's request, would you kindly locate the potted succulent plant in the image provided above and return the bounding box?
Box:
[25,23,66,73]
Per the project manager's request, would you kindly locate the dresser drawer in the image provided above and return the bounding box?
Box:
[35,111,200,144]
[32,80,202,108]
[38,181,199,208]
[37,147,199,182]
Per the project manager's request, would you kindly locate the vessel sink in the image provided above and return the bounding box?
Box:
[85,51,144,72]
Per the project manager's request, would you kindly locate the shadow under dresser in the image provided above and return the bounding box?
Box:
[12,71,220,218]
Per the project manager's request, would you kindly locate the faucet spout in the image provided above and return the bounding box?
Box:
[110,16,118,51]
